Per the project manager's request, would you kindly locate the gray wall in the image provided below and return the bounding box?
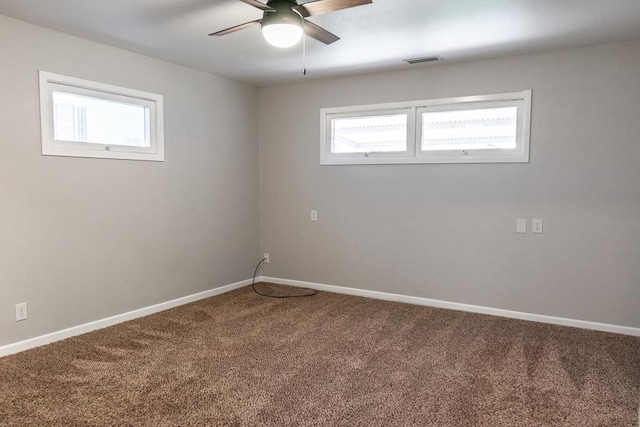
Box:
[259,40,640,328]
[0,15,260,346]
[2,11,638,346]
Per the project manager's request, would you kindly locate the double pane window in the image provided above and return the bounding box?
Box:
[321,91,531,165]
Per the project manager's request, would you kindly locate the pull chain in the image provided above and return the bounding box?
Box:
[302,28,306,75]
[293,8,307,76]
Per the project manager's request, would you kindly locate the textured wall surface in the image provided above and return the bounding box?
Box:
[0,15,260,346]
[259,40,640,328]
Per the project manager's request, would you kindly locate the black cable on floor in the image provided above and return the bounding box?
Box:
[252,257,317,298]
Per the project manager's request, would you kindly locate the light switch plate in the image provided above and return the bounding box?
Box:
[517,219,527,234]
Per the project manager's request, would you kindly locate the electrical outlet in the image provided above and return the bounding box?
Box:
[15,302,28,322]
[311,210,318,221]
[532,219,543,234]
[263,253,270,263]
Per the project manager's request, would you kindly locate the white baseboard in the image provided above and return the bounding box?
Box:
[258,276,640,337]
[3,276,637,359]
[0,279,251,358]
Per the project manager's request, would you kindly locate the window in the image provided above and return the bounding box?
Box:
[333,113,408,154]
[326,108,416,163]
[320,90,531,165]
[39,71,164,161]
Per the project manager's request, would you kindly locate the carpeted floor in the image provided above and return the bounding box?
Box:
[1,283,639,426]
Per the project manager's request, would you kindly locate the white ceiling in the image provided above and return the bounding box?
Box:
[1,0,640,87]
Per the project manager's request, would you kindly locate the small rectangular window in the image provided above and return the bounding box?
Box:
[332,113,408,153]
[52,92,150,147]
[321,107,415,164]
[420,106,518,151]
[320,90,531,165]
[40,71,164,161]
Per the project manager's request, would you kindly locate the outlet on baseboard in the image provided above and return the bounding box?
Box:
[263,253,270,263]
[15,302,28,321]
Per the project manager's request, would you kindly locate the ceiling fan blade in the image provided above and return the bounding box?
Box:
[303,20,340,44]
[209,19,261,36]
[239,0,272,11]
[293,0,372,18]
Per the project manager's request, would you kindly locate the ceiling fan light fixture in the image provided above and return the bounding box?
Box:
[262,22,303,48]
[211,0,375,46]
[260,6,304,48]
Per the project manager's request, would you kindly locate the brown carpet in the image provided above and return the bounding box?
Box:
[1,283,639,426]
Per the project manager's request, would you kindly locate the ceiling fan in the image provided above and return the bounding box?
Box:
[209,0,373,48]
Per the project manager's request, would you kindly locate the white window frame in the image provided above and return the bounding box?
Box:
[323,107,416,164]
[39,71,165,162]
[320,90,531,165]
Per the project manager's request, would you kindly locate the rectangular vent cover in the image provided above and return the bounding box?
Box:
[404,56,442,65]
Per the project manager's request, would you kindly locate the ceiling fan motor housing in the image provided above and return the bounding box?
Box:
[261,1,304,30]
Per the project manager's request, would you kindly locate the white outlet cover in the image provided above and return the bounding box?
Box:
[516,219,527,234]
[15,302,28,321]
[532,219,543,234]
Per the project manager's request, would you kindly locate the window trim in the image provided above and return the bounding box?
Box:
[324,107,416,163]
[39,71,165,162]
[320,90,531,165]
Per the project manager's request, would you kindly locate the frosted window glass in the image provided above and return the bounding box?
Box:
[421,106,517,151]
[52,92,150,148]
[332,114,407,153]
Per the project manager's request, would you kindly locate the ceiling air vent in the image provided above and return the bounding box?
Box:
[403,56,442,65]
